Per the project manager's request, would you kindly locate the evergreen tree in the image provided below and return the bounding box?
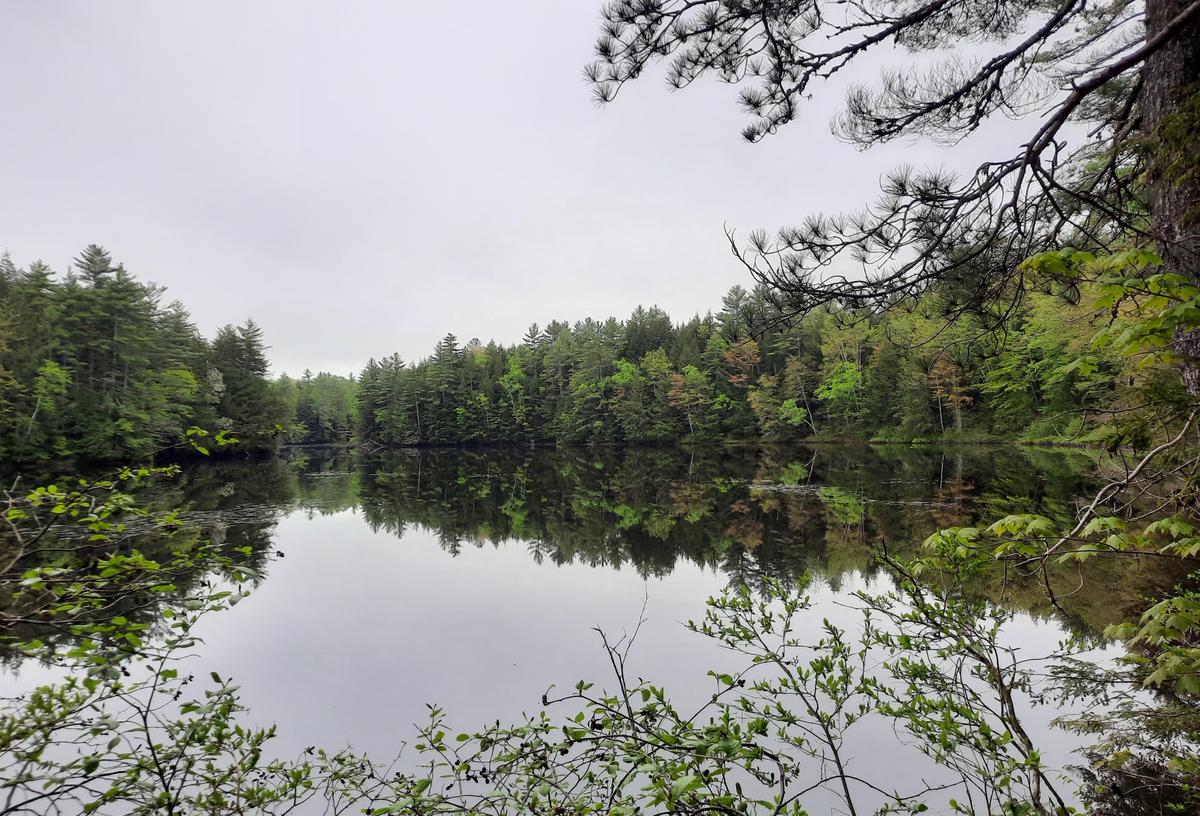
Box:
[211,321,284,447]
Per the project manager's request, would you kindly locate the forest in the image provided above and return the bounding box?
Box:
[0,244,1148,464]
[356,283,1140,447]
[0,245,352,463]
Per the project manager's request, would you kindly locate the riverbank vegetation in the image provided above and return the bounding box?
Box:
[356,281,1146,447]
[0,247,1155,463]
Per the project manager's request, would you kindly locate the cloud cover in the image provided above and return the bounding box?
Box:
[0,0,1019,375]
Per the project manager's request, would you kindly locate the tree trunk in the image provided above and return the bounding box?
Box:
[1142,0,1200,395]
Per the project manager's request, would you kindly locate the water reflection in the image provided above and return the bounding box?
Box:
[2,444,1182,672]
[144,443,1182,627]
[2,444,1185,796]
[341,444,1167,629]
[178,444,1145,772]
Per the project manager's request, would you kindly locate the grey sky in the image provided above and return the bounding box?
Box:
[0,1,1023,376]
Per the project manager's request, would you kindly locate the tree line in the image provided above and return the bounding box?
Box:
[0,245,354,463]
[357,282,1143,447]
[2,244,1155,462]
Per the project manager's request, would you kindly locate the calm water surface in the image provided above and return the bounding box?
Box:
[4,444,1180,798]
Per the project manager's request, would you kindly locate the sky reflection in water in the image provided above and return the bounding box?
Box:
[5,445,1176,804]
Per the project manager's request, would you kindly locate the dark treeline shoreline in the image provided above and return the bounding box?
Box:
[0,245,1167,468]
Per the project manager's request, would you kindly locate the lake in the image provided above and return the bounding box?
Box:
[2,444,1182,809]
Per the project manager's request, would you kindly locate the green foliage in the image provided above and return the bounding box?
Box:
[1,482,377,814]
[2,246,1165,455]
[778,398,807,427]
[0,248,288,462]
[814,360,862,428]
[354,281,1134,447]
[275,369,357,445]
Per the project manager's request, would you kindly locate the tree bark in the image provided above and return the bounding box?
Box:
[1142,0,1200,395]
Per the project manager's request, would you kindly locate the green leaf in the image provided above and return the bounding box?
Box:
[670,774,703,800]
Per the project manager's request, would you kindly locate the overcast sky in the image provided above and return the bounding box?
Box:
[0,1,1024,375]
